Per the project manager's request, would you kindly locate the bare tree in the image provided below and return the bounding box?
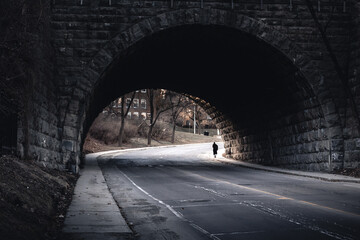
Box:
[118,92,136,146]
[146,89,173,145]
[183,104,209,135]
[167,92,192,143]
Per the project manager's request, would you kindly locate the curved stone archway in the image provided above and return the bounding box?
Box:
[59,8,344,172]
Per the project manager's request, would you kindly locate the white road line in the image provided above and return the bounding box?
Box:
[213,230,265,236]
[343,183,360,189]
[172,202,241,209]
[194,185,227,198]
[119,169,221,240]
[120,170,183,219]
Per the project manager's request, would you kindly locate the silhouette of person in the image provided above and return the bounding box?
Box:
[212,142,218,158]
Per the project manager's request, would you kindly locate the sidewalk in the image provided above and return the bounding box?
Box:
[216,156,360,183]
[61,153,132,240]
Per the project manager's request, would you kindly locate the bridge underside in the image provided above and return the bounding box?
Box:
[82,25,339,171]
[8,3,360,172]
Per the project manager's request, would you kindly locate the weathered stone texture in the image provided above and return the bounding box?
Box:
[13,0,360,171]
[15,1,63,169]
[343,0,360,168]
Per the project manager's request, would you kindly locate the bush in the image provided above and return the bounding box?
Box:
[123,121,138,143]
[88,114,138,144]
[137,121,172,141]
[88,113,173,145]
[151,121,172,141]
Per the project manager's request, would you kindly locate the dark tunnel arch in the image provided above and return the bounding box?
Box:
[63,9,343,171]
[89,26,315,125]
[81,24,327,168]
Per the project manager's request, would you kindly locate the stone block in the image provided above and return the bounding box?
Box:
[63,126,78,139]
[330,139,344,151]
[62,140,75,152]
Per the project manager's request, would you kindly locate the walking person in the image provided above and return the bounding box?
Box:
[212,142,218,158]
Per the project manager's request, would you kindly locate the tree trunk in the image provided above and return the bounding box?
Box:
[118,117,125,146]
[147,124,153,146]
[171,120,176,143]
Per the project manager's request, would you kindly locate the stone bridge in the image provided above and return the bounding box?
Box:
[11,0,360,172]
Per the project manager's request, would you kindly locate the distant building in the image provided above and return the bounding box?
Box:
[105,89,215,129]
[105,89,150,120]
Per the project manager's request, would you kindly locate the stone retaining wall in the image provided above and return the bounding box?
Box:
[14,0,360,172]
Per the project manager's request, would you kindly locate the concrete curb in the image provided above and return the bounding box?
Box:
[215,157,360,183]
[89,144,360,184]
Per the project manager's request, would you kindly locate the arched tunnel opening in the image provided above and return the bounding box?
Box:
[83,24,326,170]
[84,88,222,153]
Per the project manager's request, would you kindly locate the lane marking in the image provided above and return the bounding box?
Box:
[119,169,221,240]
[213,230,265,236]
[172,202,241,209]
[178,170,360,218]
[120,170,183,219]
[343,183,360,189]
[194,185,226,198]
[240,201,354,240]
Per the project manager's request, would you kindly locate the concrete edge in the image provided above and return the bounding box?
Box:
[215,157,360,183]
[87,143,360,184]
[86,142,221,159]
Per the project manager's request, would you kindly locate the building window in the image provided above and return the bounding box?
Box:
[133,99,139,108]
[133,112,139,118]
[126,98,132,108]
[127,112,131,119]
[117,98,122,108]
[141,112,147,120]
[141,99,146,109]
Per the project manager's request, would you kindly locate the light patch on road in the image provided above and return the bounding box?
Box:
[173,202,241,209]
[194,185,226,198]
[212,230,265,236]
[179,199,211,203]
[119,170,183,219]
[119,169,221,240]
[343,183,360,189]
[241,201,354,240]
[180,170,360,218]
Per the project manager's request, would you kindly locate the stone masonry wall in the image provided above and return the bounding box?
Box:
[221,76,334,171]
[46,0,357,171]
[343,0,360,168]
[16,1,62,169]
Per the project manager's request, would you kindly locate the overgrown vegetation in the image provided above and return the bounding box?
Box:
[0,155,77,240]
[101,89,217,148]
[87,114,173,145]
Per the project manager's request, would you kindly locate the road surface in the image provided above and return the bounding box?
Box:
[97,143,360,240]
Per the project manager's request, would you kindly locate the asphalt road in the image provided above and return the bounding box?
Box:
[97,143,360,240]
